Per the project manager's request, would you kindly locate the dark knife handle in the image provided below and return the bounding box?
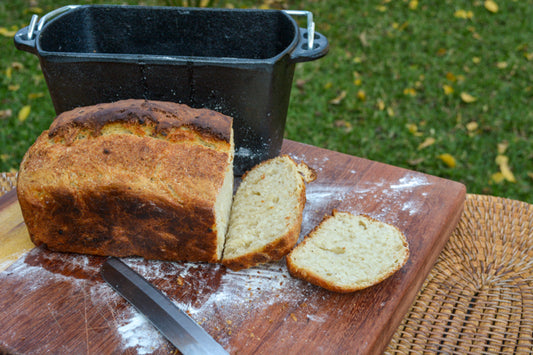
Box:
[100,257,229,355]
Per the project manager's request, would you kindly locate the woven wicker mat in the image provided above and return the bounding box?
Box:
[2,173,532,353]
[387,194,533,354]
[0,172,16,196]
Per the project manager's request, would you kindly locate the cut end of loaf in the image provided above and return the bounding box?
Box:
[213,129,235,261]
[287,211,409,293]
[222,155,309,271]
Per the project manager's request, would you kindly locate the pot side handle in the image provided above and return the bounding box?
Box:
[290,28,329,63]
[14,5,81,56]
[14,15,38,55]
[283,10,329,63]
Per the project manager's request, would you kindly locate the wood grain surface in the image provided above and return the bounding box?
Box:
[0,140,466,354]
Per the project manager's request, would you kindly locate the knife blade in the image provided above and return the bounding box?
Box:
[100,257,229,355]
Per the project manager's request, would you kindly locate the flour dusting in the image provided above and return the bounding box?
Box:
[120,257,318,351]
[390,174,432,190]
[117,311,165,355]
[337,172,433,228]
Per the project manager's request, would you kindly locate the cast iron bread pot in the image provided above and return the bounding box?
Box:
[14,5,329,174]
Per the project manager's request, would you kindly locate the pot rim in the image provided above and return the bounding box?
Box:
[33,4,302,65]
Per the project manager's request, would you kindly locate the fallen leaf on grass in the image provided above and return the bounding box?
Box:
[408,157,425,166]
[329,90,347,105]
[491,172,505,184]
[436,48,447,56]
[454,9,474,19]
[0,154,11,162]
[11,62,24,70]
[484,0,499,13]
[495,155,516,183]
[496,61,508,69]
[0,109,12,120]
[497,141,509,154]
[26,7,43,14]
[446,72,456,82]
[28,92,45,99]
[408,0,418,10]
[0,27,17,37]
[460,92,477,103]
[442,84,454,95]
[357,90,366,101]
[466,121,478,132]
[358,32,369,47]
[295,79,308,90]
[334,120,353,133]
[406,123,422,136]
[353,78,362,86]
[18,105,31,122]
[418,137,435,150]
[438,153,456,168]
[403,88,416,96]
[392,22,409,31]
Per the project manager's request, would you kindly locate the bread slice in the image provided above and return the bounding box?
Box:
[286,211,409,293]
[222,155,315,271]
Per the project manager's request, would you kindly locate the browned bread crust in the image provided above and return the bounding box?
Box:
[17,99,233,263]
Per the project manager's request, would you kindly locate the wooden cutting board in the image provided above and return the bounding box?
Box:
[0,140,466,355]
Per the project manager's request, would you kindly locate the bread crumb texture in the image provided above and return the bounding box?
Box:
[222,155,308,270]
[287,211,409,293]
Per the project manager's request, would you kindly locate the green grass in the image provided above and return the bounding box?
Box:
[1,0,532,202]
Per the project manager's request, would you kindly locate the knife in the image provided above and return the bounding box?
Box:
[100,257,229,355]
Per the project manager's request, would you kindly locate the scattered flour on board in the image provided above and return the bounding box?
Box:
[289,153,332,173]
[121,258,316,351]
[3,251,167,354]
[289,151,433,229]
[116,310,166,355]
[341,172,433,228]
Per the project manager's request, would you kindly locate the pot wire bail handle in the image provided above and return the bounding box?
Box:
[283,10,315,49]
[25,5,80,40]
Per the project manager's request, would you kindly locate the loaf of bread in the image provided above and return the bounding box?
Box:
[286,211,409,293]
[17,99,234,263]
[222,155,316,271]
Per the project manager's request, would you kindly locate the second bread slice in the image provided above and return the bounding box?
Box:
[287,211,409,293]
[222,155,314,271]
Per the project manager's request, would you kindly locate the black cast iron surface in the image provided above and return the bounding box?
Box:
[14,5,329,174]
